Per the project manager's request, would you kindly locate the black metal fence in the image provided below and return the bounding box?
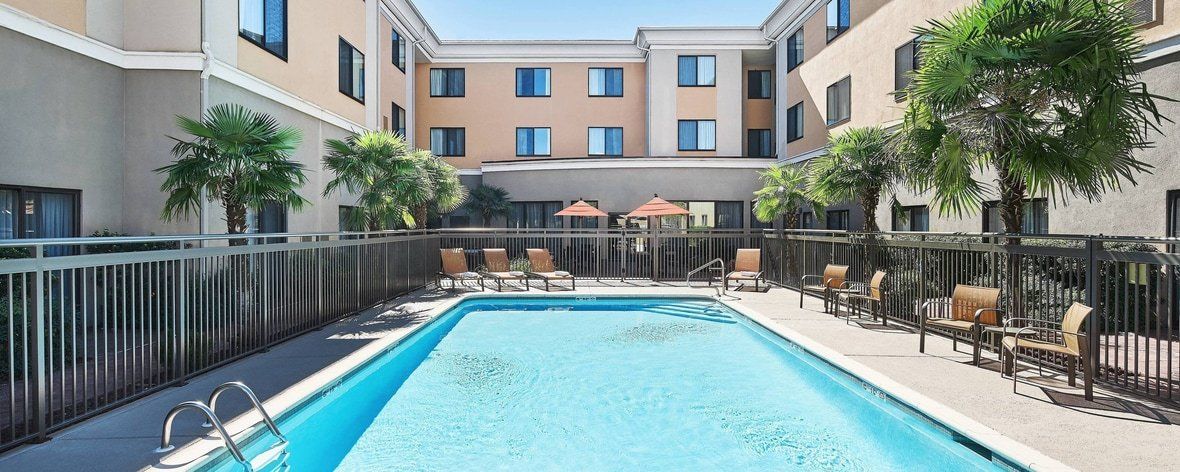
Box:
[0,228,1177,452]
[763,230,1180,402]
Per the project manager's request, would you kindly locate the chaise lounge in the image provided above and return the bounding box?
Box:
[479,248,529,292]
[525,248,576,291]
[436,248,484,291]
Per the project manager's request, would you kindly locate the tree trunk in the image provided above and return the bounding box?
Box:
[996,160,1026,238]
[784,212,799,230]
[412,206,429,229]
[482,214,491,228]
[859,186,881,232]
[223,189,248,246]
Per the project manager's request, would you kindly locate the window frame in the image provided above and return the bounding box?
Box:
[891,205,930,232]
[0,184,82,242]
[747,129,773,158]
[893,36,923,98]
[587,127,624,156]
[677,55,717,87]
[747,70,772,99]
[826,0,851,43]
[430,127,466,157]
[239,0,288,61]
[508,201,564,229]
[338,37,365,103]
[665,200,747,229]
[1168,190,1180,239]
[982,198,1049,234]
[786,28,804,71]
[515,127,552,157]
[826,209,850,230]
[515,68,552,98]
[391,102,406,137]
[587,67,624,97]
[429,68,466,98]
[786,101,804,143]
[677,120,718,152]
[391,27,406,72]
[826,75,851,127]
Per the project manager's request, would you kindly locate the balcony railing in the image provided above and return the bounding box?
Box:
[0,228,1177,451]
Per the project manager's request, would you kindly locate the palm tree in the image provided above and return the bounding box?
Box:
[895,0,1168,235]
[464,185,513,227]
[807,126,900,231]
[753,165,811,229]
[157,104,308,240]
[323,131,466,230]
[408,149,467,228]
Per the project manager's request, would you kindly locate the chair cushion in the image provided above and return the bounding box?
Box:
[1002,336,1079,356]
[487,272,525,279]
[925,318,976,332]
[801,284,826,292]
[727,271,760,280]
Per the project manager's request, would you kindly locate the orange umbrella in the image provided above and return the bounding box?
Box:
[626,195,689,218]
[555,200,607,217]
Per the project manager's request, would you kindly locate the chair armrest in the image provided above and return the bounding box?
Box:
[845,281,870,294]
[973,307,1006,325]
[800,275,823,285]
[920,300,952,320]
[1002,317,1062,329]
[1013,326,1085,341]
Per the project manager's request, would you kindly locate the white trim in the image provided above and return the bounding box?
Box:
[456,169,483,176]
[780,147,827,164]
[0,4,204,70]
[1142,33,1180,63]
[481,157,776,173]
[207,60,368,133]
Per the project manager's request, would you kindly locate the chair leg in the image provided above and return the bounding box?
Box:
[972,326,981,366]
[1012,347,1020,393]
[1082,346,1093,401]
[799,289,804,308]
[919,323,926,353]
[1067,357,1077,387]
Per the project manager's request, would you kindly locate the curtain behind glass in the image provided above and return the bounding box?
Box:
[589,69,604,95]
[678,121,696,150]
[0,190,14,239]
[351,48,364,100]
[240,0,264,40]
[545,202,562,228]
[534,128,550,155]
[715,202,743,229]
[605,68,622,95]
[263,0,285,56]
[678,56,696,86]
[588,128,606,155]
[516,128,532,155]
[605,128,623,155]
[697,56,715,86]
[430,128,444,155]
[430,69,445,96]
[698,121,716,150]
[35,192,77,256]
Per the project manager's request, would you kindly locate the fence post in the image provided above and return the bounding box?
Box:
[29,245,48,442]
[918,235,928,317]
[261,250,271,351]
[174,240,188,386]
[1085,236,1100,401]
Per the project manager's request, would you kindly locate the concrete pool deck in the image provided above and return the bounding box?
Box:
[0,282,1176,471]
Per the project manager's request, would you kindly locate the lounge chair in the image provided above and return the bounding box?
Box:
[835,270,887,325]
[479,248,529,292]
[919,284,1003,366]
[799,264,850,313]
[724,248,765,291]
[1000,302,1095,400]
[525,248,576,291]
[436,248,484,291]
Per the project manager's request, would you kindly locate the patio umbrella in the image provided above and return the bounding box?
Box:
[626,194,688,229]
[556,199,607,228]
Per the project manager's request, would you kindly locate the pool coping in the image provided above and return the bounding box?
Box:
[154,291,1075,471]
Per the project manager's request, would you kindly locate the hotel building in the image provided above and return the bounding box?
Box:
[0,0,1177,240]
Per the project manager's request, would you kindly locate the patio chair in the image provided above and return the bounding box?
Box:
[1000,302,1095,400]
[835,270,887,326]
[799,264,850,313]
[919,284,1003,366]
[724,248,765,291]
[479,248,529,292]
[436,248,484,291]
[525,248,576,291]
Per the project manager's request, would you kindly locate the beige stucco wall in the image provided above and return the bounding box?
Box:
[414,61,647,169]
[236,0,368,125]
[379,15,408,132]
[5,0,86,34]
[648,49,745,157]
[121,0,202,52]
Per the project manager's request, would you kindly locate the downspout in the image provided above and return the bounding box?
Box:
[198,1,212,236]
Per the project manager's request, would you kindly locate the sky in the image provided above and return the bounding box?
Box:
[413,0,780,40]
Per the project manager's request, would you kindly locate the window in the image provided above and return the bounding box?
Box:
[786,102,804,143]
[239,0,287,59]
[516,127,551,157]
[0,186,79,255]
[826,210,849,230]
[447,215,471,228]
[338,205,360,231]
[800,211,814,229]
[429,68,465,97]
[251,200,288,237]
[826,0,850,42]
[826,76,851,125]
[338,38,364,102]
[894,36,923,95]
[1130,0,1157,24]
[983,199,1048,234]
[1169,190,1180,239]
[573,200,601,229]
[667,201,745,229]
[516,68,551,97]
[391,28,405,71]
[391,103,406,137]
[786,29,804,71]
[430,128,465,156]
[588,127,623,156]
[508,202,563,228]
[748,70,772,99]
[747,129,773,158]
[678,120,717,151]
[678,55,716,86]
[588,68,623,97]
[892,205,929,231]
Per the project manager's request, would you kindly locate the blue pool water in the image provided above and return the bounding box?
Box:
[206,297,1006,471]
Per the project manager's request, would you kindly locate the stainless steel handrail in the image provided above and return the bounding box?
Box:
[156,401,253,472]
[203,382,287,443]
[686,258,727,298]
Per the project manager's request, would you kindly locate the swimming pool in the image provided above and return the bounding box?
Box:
[199,296,1023,471]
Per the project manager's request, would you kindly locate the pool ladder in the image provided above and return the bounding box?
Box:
[156,382,287,471]
[686,258,735,299]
